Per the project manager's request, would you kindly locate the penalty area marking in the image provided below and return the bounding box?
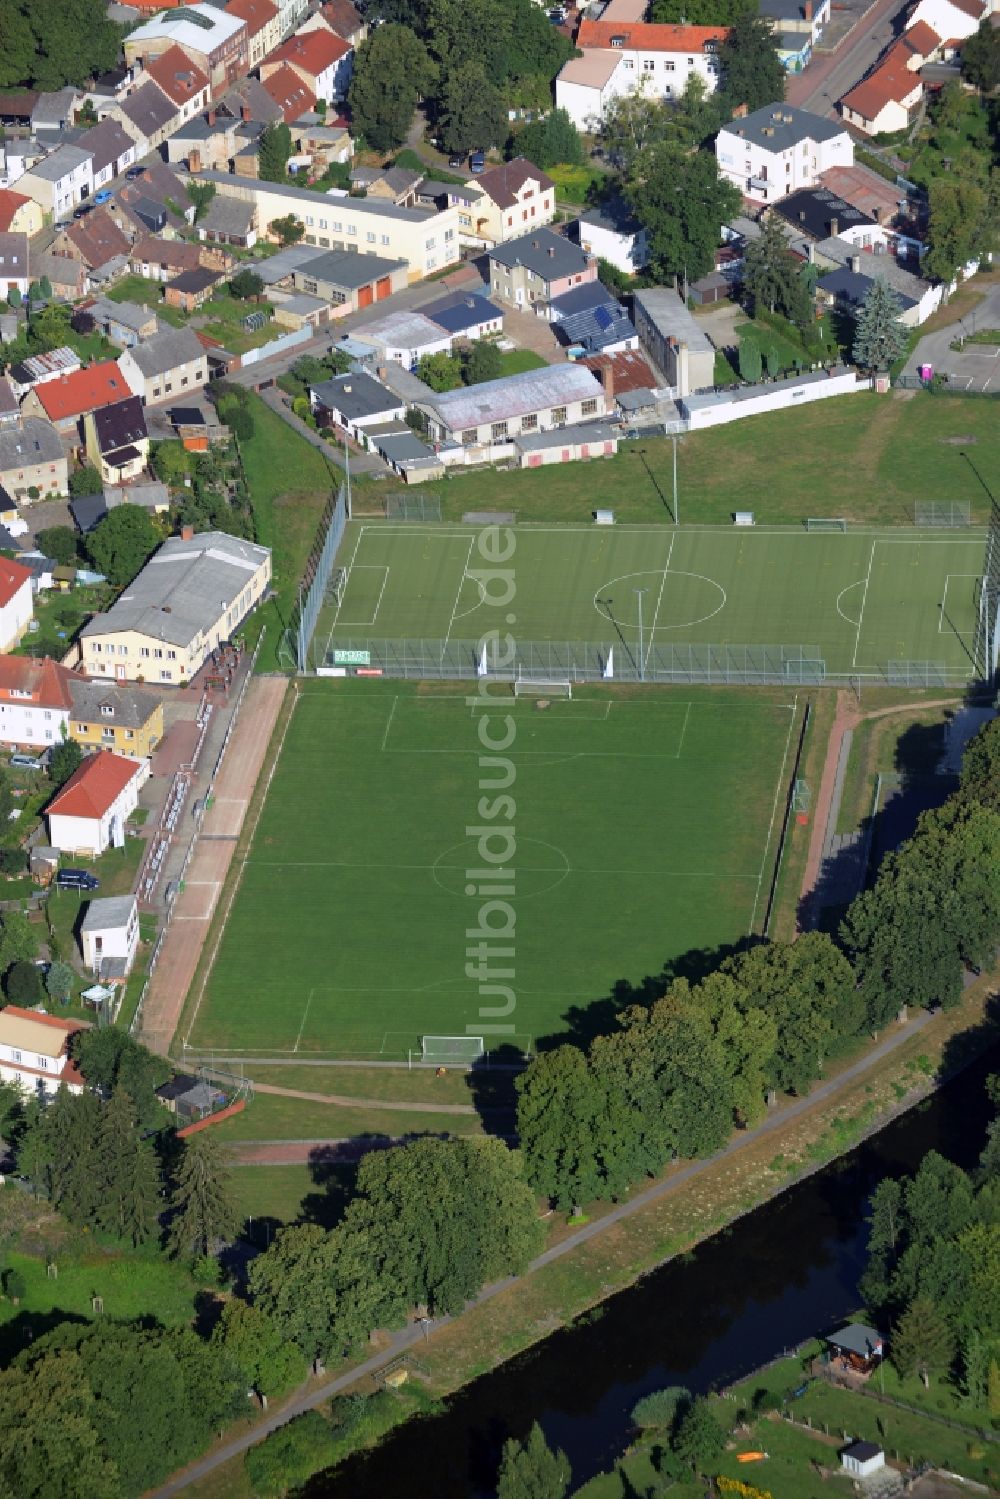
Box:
[836,580,864,627]
[337,564,390,628]
[939,573,979,635]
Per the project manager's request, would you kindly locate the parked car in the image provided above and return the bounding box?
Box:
[448,154,464,169]
[10,753,44,771]
[72,203,94,220]
[470,150,486,173]
[55,869,100,891]
[93,188,113,205]
[125,166,144,180]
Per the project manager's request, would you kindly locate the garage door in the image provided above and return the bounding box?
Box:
[358,283,374,308]
[376,277,392,301]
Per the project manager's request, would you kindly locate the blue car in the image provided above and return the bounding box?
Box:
[93,188,113,205]
[470,150,486,173]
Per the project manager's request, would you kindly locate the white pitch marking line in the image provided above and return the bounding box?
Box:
[852,541,877,669]
[938,574,979,636]
[441,535,477,656]
[380,695,399,752]
[675,701,692,759]
[293,989,315,1053]
[643,531,676,674]
[836,580,864,627]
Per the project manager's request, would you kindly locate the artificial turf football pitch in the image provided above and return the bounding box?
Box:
[187,682,803,1059]
[315,521,988,683]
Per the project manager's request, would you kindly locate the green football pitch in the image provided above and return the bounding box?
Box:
[314,521,989,681]
[187,682,803,1059]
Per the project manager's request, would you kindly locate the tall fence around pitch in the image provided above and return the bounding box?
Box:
[311,638,970,688]
[293,483,347,672]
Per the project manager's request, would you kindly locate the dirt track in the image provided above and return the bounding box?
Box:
[136,677,288,1056]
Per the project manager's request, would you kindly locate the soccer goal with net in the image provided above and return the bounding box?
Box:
[804,518,848,532]
[513,677,573,698]
[418,1036,485,1066]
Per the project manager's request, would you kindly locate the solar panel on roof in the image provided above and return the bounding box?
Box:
[594,306,614,330]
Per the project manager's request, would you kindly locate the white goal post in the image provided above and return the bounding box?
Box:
[805,518,848,532]
[418,1036,485,1066]
[513,677,573,698]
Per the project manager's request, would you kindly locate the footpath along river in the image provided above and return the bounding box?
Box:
[308,1044,999,1497]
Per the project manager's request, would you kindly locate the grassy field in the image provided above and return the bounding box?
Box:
[105,274,187,327]
[237,394,336,671]
[497,349,548,376]
[318,516,986,681]
[188,680,800,1058]
[209,1090,483,1141]
[376,392,999,528]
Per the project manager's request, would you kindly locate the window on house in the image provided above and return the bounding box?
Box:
[643,58,655,70]
[551,406,567,423]
[37,1057,48,1069]
[664,60,675,70]
[117,645,127,656]
[100,704,113,716]
[461,429,478,446]
[582,398,597,416]
[140,647,150,658]
[366,231,376,243]
[624,57,634,68]
[490,421,508,440]
[11,1050,20,1063]
[347,224,356,235]
[167,650,176,660]
[520,413,537,432]
[153,649,163,659]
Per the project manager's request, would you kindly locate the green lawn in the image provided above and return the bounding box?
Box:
[15,583,110,661]
[237,1064,476,1106]
[237,393,337,671]
[105,274,187,327]
[0,1242,198,1362]
[319,515,985,680]
[209,1090,482,1141]
[497,349,548,377]
[735,317,813,375]
[547,162,605,204]
[196,292,279,353]
[398,392,999,528]
[190,680,800,1058]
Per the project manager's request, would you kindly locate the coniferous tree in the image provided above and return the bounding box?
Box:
[167,1132,240,1260]
[497,1422,571,1499]
[100,1087,161,1246]
[891,1295,955,1387]
[852,276,909,373]
[718,12,785,113]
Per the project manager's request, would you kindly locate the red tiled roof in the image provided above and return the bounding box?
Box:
[143,45,210,106]
[0,557,33,611]
[321,0,363,38]
[259,64,316,122]
[226,0,278,38]
[904,19,941,54]
[268,26,350,78]
[0,190,32,232]
[949,0,986,19]
[0,655,74,709]
[34,361,129,422]
[581,349,657,394]
[475,157,555,210]
[46,750,142,822]
[1,1004,85,1046]
[842,40,924,119]
[576,18,728,50]
[61,206,131,271]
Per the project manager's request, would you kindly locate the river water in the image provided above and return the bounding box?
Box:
[310,1046,998,1498]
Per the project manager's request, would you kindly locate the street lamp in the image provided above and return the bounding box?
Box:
[635,587,649,681]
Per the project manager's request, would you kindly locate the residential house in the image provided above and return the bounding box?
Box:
[83,395,150,484]
[0,190,43,237]
[422,291,504,342]
[633,287,715,396]
[907,0,988,51]
[826,1323,885,1372]
[0,1006,87,1099]
[814,241,941,325]
[350,310,453,369]
[167,107,245,171]
[770,185,883,247]
[68,674,164,757]
[130,235,218,281]
[87,297,160,348]
[190,170,460,277]
[259,64,316,123]
[573,197,649,274]
[143,44,212,124]
[104,479,170,515]
[30,249,87,301]
[818,161,926,260]
[115,80,179,155]
[0,233,29,298]
[125,5,249,95]
[82,116,137,191]
[194,195,257,248]
[165,266,224,311]
[0,136,47,196]
[272,0,312,39]
[0,420,69,501]
[50,207,132,278]
[22,360,131,434]
[289,247,408,311]
[418,364,607,448]
[216,77,283,126]
[549,280,638,354]
[455,159,555,248]
[0,655,74,747]
[17,143,94,220]
[261,23,353,104]
[81,895,140,978]
[118,326,209,404]
[7,348,82,401]
[309,371,405,441]
[839,26,936,135]
[350,166,424,207]
[556,21,727,129]
[487,227,597,316]
[0,557,33,650]
[760,0,831,69]
[715,103,853,205]
[227,0,282,67]
[31,89,79,138]
[319,0,366,47]
[46,749,149,856]
[118,161,193,233]
[79,530,272,684]
[513,421,621,469]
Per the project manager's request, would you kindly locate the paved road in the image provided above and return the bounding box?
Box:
[902,282,1000,392]
[787,0,910,115]
[153,1004,934,1495]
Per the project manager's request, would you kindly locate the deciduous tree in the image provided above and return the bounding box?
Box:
[497,1422,571,1499]
[718,12,785,113]
[626,143,740,282]
[48,737,82,788]
[349,25,437,152]
[437,63,507,154]
[86,504,160,587]
[961,18,1000,92]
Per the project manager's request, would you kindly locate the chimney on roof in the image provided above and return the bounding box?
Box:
[208,108,216,126]
[872,206,882,223]
[807,242,815,263]
[242,102,251,121]
[849,253,861,272]
[180,524,195,542]
[829,215,839,236]
[803,0,813,16]
[189,147,202,172]
[602,356,614,404]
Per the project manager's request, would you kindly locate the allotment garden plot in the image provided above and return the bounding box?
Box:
[317,522,987,683]
[188,682,801,1059]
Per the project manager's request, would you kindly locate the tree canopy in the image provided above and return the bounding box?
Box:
[86,505,161,588]
[510,109,583,172]
[852,276,909,373]
[497,1422,571,1499]
[718,13,785,114]
[349,25,437,152]
[0,0,122,91]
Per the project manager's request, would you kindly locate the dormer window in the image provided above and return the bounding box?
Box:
[100,703,114,717]
[610,34,625,45]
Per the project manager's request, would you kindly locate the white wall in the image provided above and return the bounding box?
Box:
[717,123,853,204]
[0,578,33,652]
[0,701,68,748]
[82,905,139,973]
[682,368,865,429]
[575,217,648,274]
[48,767,146,855]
